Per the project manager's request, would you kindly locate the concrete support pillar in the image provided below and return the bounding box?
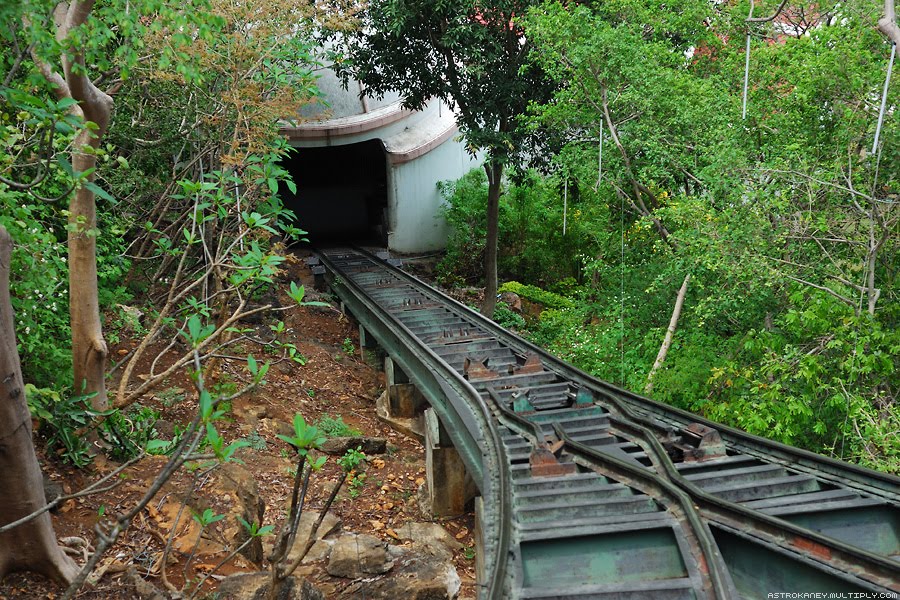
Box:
[423,409,476,517]
[384,356,409,386]
[474,496,485,585]
[358,325,383,367]
[384,357,426,419]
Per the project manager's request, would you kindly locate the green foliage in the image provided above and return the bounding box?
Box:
[347,473,367,499]
[99,404,160,462]
[332,0,554,166]
[0,192,130,388]
[338,447,366,473]
[277,414,327,456]
[315,414,362,438]
[700,292,899,472]
[242,430,268,451]
[26,385,97,467]
[498,282,574,311]
[438,169,602,286]
[492,302,526,330]
[192,507,225,528]
[238,516,275,538]
[341,337,356,356]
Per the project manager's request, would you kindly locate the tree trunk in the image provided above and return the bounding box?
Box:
[880,0,900,45]
[481,160,503,318]
[30,0,113,410]
[70,140,108,409]
[645,273,691,395]
[0,226,79,584]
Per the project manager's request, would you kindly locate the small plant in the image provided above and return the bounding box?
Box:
[26,384,99,467]
[243,430,267,451]
[463,546,476,560]
[268,320,308,364]
[347,473,367,498]
[99,403,161,461]
[306,388,316,398]
[338,447,366,472]
[314,414,362,438]
[340,447,368,499]
[341,337,355,355]
[185,508,226,577]
[156,386,187,407]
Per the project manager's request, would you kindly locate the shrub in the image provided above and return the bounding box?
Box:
[314,414,362,438]
[499,281,574,310]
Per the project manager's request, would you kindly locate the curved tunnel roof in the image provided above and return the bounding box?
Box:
[281,66,460,164]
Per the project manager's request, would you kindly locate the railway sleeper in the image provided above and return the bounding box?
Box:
[516,482,637,506]
[517,578,700,600]
[516,511,675,538]
[704,473,821,502]
[517,524,699,598]
[682,463,789,487]
[516,495,660,523]
[514,472,618,493]
[674,453,761,473]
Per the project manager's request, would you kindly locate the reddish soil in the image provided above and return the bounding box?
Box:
[0,251,477,600]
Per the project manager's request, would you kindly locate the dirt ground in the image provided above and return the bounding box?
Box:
[0,250,477,599]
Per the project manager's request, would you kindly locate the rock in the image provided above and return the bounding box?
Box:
[127,567,166,600]
[115,304,145,329]
[327,533,394,578]
[302,539,334,563]
[498,291,522,312]
[218,463,266,564]
[42,476,63,510]
[345,549,461,600]
[153,418,176,439]
[217,572,325,600]
[395,522,464,560]
[319,436,387,456]
[234,401,268,421]
[277,361,294,374]
[285,511,342,565]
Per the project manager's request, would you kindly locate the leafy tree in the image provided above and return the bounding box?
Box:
[109,0,325,407]
[332,0,555,316]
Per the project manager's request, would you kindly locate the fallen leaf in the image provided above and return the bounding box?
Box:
[385,529,399,540]
[415,477,425,486]
[455,528,469,540]
[369,520,384,531]
[371,458,386,469]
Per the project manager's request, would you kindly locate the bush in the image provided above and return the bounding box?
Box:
[314,414,362,438]
[492,301,526,330]
[499,281,574,310]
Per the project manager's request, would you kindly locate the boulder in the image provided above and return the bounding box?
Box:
[344,549,461,600]
[285,511,341,565]
[218,463,266,564]
[216,572,325,600]
[395,522,464,561]
[326,533,395,578]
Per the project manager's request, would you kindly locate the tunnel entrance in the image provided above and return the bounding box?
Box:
[280,139,388,246]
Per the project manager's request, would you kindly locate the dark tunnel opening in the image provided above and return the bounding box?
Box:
[279,139,389,246]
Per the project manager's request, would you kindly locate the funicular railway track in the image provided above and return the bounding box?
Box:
[313,246,900,600]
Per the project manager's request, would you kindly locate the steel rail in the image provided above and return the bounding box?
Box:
[317,248,512,598]
[316,246,900,598]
